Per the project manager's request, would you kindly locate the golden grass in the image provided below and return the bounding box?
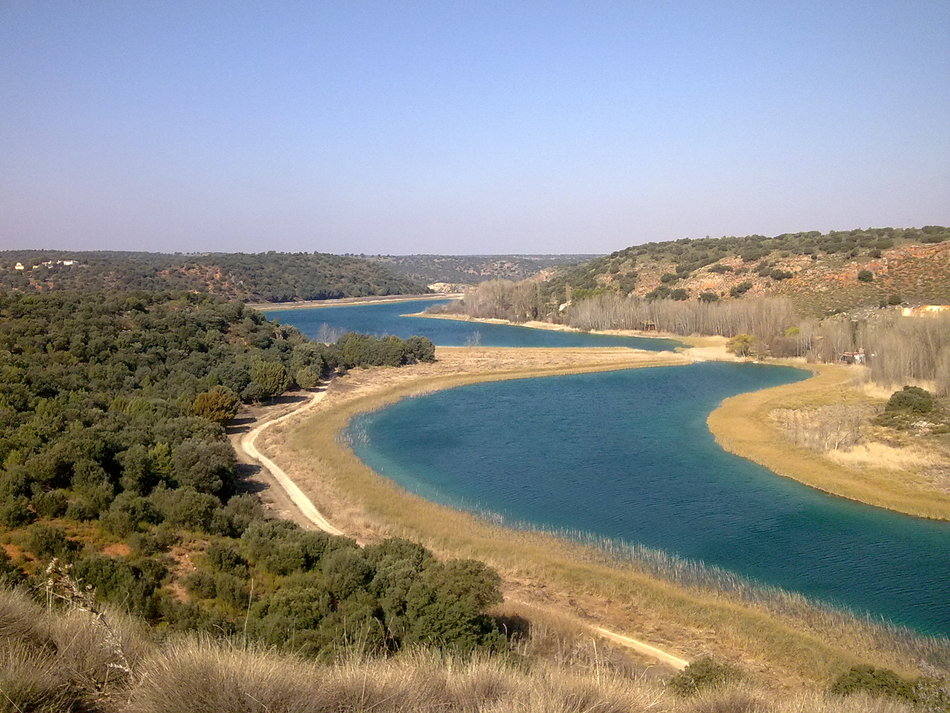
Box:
[826,442,942,472]
[265,348,948,690]
[707,363,950,520]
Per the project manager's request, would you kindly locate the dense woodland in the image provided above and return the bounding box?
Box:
[0,251,426,302]
[0,292,509,661]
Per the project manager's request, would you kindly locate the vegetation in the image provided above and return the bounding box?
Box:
[0,586,939,713]
[668,657,741,696]
[367,253,599,285]
[0,250,426,302]
[0,291,502,661]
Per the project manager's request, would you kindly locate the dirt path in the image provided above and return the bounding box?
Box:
[236,380,689,671]
[238,390,345,537]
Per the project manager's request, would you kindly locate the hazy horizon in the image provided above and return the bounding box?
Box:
[2,2,948,254]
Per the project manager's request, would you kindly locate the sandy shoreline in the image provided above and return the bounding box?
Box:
[253,346,937,686]
[249,293,461,311]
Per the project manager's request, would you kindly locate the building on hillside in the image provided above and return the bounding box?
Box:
[901,305,949,317]
[13,262,24,270]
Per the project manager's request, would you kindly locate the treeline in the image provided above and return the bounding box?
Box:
[0,292,505,659]
[0,250,427,302]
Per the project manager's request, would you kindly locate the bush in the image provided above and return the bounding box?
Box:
[698,292,719,303]
[729,281,753,297]
[150,487,219,531]
[668,657,740,696]
[32,489,69,518]
[857,269,874,282]
[885,386,934,413]
[0,497,35,528]
[24,523,77,559]
[726,334,755,357]
[829,665,916,702]
[171,439,235,495]
[769,269,792,280]
[191,386,241,423]
[669,288,689,301]
[250,361,290,401]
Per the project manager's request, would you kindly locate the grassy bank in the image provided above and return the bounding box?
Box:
[708,363,950,521]
[265,348,947,690]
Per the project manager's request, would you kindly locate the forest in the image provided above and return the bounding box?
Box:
[0,251,427,302]
[366,253,598,284]
[0,292,508,662]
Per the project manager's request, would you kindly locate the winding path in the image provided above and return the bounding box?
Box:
[236,385,688,671]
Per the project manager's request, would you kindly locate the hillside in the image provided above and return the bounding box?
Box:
[0,251,426,302]
[367,254,599,287]
[543,227,949,315]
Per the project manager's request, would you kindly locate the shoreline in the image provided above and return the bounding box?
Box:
[249,293,460,311]
[410,312,948,519]
[257,347,943,687]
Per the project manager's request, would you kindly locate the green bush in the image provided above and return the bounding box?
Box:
[668,657,740,696]
[32,489,69,518]
[829,665,916,702]
[0,497,35,528]
[191,386,241,423]
[857,269,874,282]
[885,386,934,413]
[729,281,753,297]
[24,523,77,559]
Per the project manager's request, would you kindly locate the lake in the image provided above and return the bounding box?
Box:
[264,299,682,350]
[349,362,950,635]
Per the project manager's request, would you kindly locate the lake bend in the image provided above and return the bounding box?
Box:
[268,301,950,636]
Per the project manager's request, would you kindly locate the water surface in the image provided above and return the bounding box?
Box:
[349,362,950,635]
[265,299,681,350]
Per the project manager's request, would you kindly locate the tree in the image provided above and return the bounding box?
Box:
[726,334,756,357]
[249,360,289,401]
[171,439,235,495]
[192,386,240,423]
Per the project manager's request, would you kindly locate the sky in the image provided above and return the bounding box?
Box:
[1,1,948,255]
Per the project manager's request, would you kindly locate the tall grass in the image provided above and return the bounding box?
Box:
[0,588,928,713]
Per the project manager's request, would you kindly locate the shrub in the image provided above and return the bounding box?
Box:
[726,334,756,357]
[171,439,235,495]
[32,489,69,518]
[24,523,77,559]
[191,386,240,423]
[250,361,290,401]
[769,269,792,280]
[205,541,249,576]
[150,487,219,531]
[670,288,689,301]
[698,292,719,303]
[829,665,916,702]
[857,269,873,282]
[0,497,35,528]
[668,657,740,696]
[885,386,934,413]
[729,281,753,297]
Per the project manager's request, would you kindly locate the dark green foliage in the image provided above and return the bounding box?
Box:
[669,288,689,301]
[249,361,290,401]
[0,498,35,528]
[885,386,934,413]
[0,250,426,301]
[857,269,874,282]
[191,386,240,423]
[369,253,597,284]
[32,489,69,518]
[335,333,436,369]
[668,657,741,696]
[730,281,753,297]
[171,439,235,495]
[698,292,719,303]
[769,269,793,280]
[23,523,77,559]
[73,554,168,618]
[829,666,917,702]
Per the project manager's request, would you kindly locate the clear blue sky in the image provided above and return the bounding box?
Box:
[2,1,948,254]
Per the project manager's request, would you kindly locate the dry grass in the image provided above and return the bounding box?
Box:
[259,348,948,690]
[826,442,944,472]
[0,589,931,713]
[708,363,950,520]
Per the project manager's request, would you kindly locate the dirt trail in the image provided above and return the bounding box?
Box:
[236,386,689,671]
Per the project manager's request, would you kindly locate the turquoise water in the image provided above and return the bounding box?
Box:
[349,362,950,635]
[265,299,681,350]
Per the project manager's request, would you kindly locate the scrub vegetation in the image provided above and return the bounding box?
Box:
[0,250,427,302]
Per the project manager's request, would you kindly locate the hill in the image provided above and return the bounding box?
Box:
[543,227,949,315]
[366,254,599,287]
[0,250,426,302]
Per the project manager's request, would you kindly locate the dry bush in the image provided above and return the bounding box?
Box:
[771,403,876,452]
